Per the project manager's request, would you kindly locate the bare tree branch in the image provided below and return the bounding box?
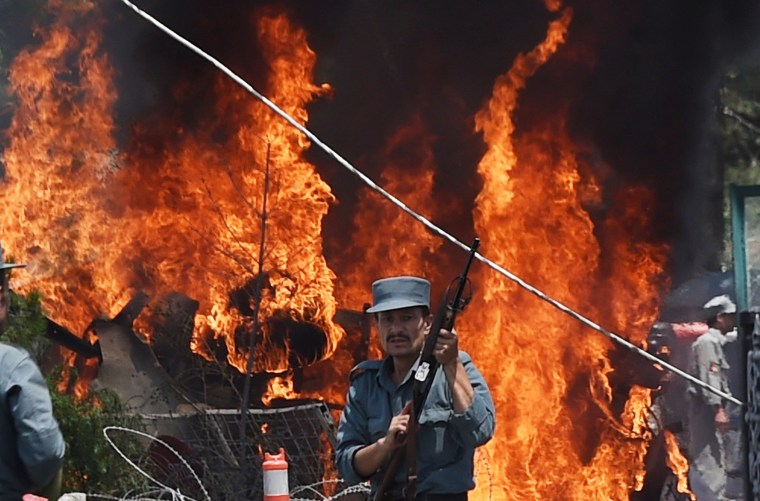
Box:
[723,105,760,135]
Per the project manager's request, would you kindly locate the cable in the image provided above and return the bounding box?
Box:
[114,0,743,407]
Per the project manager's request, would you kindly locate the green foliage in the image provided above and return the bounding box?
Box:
[720,64,760,187]
[6,291,150,494]
[4,289,49,363]
[50,383,150,493]
[718,61,760,266]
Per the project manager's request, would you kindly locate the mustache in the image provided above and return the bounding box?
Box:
[387,333,409,342]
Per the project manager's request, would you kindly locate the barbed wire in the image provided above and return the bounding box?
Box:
[97,425,373,500]
[102,426,211,501]
[290,479,371,500]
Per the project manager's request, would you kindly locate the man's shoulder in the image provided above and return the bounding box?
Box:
[349,359,383,381]
[458,350,473,364]
[693,329,721,347]
[0,342,29,368]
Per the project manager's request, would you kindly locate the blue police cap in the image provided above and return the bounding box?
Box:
[365,276,430,313]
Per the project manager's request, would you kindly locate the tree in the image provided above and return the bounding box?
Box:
[720,62,760,187]
[719,58,760,267]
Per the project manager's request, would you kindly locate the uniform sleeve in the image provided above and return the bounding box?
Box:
[690,339,724,407]
[335,377,373,484]
[449,353,495,448]
[7,355,65,488]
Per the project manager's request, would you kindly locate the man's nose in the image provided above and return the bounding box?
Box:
[386,319,404,331]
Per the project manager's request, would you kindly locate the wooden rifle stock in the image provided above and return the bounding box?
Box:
[373,238,480,501]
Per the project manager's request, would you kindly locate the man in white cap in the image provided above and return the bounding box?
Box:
[686,294,736,500]
[335,276,495,500]
[0,245,65,499]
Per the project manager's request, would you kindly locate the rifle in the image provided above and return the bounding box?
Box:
[374,238,480,501]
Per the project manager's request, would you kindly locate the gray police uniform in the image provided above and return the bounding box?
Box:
[335,351,495,498]
[0,342,65,499]
[687,328,731,498]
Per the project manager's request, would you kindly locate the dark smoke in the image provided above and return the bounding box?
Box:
[564,0,760,283]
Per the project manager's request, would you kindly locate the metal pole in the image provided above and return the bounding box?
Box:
[739,311,754,501]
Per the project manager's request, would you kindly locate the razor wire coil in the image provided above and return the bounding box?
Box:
[101,425,373,501]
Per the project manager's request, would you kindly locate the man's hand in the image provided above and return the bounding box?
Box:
[715,406,730,434]
[353,405,412,477]
[434,328,459,367]
[380,405,411,450]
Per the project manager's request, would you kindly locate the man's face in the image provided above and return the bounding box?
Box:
[718,312,736,334]
[376,306,432,358]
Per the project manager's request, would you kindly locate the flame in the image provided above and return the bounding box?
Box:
[621,386,654,491]
[2,3,343,396]
[463,4,668,499]
[118,12,342,376]
[664,430,695,500]
[261,373,296,406]
[0,2,120,333]
[334,114,447,359]
[335,114,445,306]
[320,432,339,497]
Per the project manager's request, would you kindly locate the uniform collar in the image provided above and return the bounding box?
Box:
[378,355,421,390]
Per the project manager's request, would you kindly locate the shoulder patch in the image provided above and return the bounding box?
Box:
[349,360,383,381]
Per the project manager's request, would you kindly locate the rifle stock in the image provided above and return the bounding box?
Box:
[373,238,480,501]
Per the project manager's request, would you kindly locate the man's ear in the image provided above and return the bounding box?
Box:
[423,313,433,334]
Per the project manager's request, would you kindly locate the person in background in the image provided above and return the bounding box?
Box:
[335,276,495,500]
[0,245,65,500]
[686,294,736,501]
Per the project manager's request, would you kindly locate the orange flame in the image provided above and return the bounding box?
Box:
[320,432,339,497]
[664,430,696,501]
[261,373,296,406]
[1,2,120,333]
[2,4,343,403]
[336,114,445,306]
[463,4,668,499]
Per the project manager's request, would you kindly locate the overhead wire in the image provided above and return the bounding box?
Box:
[115,0,743,408]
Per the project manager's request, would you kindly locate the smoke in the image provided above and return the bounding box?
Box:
[565,0,760,283]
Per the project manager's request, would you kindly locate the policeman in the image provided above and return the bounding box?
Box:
[335,276,495,500]
[686,294,736,500]
[0,245,65,499]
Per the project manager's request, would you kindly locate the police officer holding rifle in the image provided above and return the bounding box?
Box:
[336,239,495,501]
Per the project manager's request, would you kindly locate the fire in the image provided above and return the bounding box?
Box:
[664,430,695,500]
[261,373,296,406]
[2,1,343,402]
[320,432,339,497]
[335,114,447,356]
[463,3,668,499]
[0,1,120,334]
[118,12,341,378]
